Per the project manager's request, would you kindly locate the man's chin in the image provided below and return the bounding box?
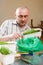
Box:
[20,24,26,27]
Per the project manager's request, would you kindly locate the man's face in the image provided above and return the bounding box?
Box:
[16,8,29,27]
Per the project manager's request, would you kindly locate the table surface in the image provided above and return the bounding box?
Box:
[10,54,43,65]
[10,59,31,65]
[1,53,43,65]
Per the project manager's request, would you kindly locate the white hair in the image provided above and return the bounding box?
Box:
[15,6,29,15]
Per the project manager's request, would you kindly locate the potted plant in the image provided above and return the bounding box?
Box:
[0,41,16,65]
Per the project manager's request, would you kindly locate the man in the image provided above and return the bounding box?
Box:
[0,6,31,41]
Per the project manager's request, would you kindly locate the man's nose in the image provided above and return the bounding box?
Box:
[22,17,25,21]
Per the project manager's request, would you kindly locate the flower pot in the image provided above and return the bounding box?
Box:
[0,42,16,65]
[3,53,15,65]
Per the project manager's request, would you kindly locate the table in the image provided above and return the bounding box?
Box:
[10,59,31,65]
[10,54,43,65]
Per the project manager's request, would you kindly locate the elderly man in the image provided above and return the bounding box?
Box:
[0,6,31,41]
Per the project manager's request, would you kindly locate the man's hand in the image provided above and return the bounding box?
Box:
[12,32,22,40]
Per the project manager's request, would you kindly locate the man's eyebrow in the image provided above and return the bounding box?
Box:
[18,15,28,16]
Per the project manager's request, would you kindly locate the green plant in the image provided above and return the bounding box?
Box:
[22,29,40,35]
[0,42,7,45]
[0,47,12,55]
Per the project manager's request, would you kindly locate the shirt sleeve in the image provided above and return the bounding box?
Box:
[0,20,9,36]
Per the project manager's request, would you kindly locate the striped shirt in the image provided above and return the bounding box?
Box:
[0,19,31,37]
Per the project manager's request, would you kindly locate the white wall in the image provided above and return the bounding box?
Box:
[0,0,43,26]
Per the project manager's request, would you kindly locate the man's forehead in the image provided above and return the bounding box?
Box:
[16,8,29,16]
[19,8,28,12]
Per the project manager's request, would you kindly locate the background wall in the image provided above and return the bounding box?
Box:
[0,0,43,26]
